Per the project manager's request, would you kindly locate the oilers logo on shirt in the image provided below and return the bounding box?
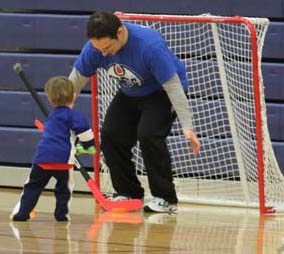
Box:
[107,63,142,88]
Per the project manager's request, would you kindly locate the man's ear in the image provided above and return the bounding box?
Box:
[117,26,124,38]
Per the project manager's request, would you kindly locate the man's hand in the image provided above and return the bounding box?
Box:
[183,128,201,156]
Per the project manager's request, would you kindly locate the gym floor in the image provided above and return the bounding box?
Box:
[1,187,284,253]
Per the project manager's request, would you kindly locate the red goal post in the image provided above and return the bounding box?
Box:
[90,13,284,214]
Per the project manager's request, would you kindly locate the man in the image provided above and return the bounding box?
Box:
[69,11,201,213]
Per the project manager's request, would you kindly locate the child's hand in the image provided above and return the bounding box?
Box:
[76,144,96,155]
[86,146,96,155]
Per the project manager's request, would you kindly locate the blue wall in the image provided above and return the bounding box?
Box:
[0,1,283,171]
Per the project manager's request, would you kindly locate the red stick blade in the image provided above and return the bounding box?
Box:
[87,179,143,212]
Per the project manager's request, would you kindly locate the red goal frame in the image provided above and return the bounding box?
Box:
[90,13,270,214]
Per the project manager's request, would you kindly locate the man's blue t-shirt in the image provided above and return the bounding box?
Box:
[75,23,188,97]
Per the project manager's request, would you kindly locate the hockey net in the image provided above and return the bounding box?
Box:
[91,13,284,214]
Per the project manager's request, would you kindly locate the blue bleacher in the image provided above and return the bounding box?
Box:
[0,0,283,18]
[0,1,283,173]
[0,14,283,58]
[0,53,77,91]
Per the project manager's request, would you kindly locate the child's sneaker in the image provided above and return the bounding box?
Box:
[144,197,178,213]
[10,214,29,221]
[55,217,70,222]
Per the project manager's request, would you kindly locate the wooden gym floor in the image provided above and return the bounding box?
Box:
[1,187,284,254]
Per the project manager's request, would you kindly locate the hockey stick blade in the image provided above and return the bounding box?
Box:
[73,158,143,212]
[87,180,143,212]
[14,62,143,212]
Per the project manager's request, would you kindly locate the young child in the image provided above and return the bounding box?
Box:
[10,76,95,221]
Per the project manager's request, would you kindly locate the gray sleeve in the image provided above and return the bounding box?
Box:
[163,74,193,130]
[68,67,89,94]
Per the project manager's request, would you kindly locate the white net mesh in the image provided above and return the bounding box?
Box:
[93,14,284,211]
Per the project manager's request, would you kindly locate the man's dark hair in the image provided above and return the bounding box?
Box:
[87,11,122,39]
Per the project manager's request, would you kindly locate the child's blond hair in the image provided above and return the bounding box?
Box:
[44,76,75,107]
